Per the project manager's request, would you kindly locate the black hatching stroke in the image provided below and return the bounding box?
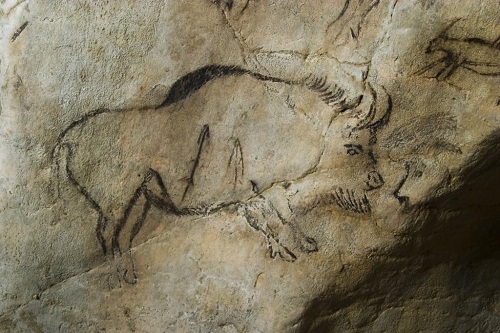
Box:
[11,21,28,42]
[182,124,210,201]
[227,138,244,189]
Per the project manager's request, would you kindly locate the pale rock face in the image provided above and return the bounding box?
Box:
[1,0,500,332]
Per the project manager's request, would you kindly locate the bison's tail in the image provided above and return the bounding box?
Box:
[49,140,72,200]
[49,108,110,200]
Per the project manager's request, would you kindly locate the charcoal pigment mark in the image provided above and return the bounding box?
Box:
[52,67,329,283]
[52,60,392,283]
[417,20,500,80]
[247,182,319,260]
[333,188,372,214]
[393,162,410,205]
[50,108,117,198]
[240,0,250,14]
[304,74,362,111]
[158,66,249,107]
[213,1,376,114]
[242,197,295,261]
[227,138,244,188]
[326,0,381,42]
[182,124,210,201]
[331,86,391,213]
[325,0,350,31]
[353,83,393,145]
[61,143,110,255]
[391,159,451,208]
[213,0,234,11]
[158,64,367,111]
[302,188,372,215]
[382,112,461,156]
[350,25,361,40]
[157,65,287,108]
[11,21,28,42]
[280,84,391,219]
[215,0,251,14]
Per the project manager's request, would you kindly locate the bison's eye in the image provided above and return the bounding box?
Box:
[344,144,363,156]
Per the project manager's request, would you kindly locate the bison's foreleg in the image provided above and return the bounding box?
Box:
[241,197,297,262]
[239,194,318,262]
[435,57,462,80]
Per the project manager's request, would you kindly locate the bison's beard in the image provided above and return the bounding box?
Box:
[294,187,372,215]
[330,187,371,214]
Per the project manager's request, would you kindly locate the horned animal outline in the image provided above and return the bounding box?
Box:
[52,65,390,283]
[417,20,500,80]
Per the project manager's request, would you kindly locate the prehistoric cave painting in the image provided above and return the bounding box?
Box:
[217,0,383,45]
[214,0,381,114]
[382,112,461,156]
[325,0,382,44]
[391,158,452,208]
[182,124,210,201]
[417,20,500,80]
[393,162,411,205]
[52,64,390,283]
[11,21,28,42]
[261,83,391,221]
[381,112,462,206]
[227,138,244,189]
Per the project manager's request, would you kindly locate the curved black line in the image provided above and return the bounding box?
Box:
[240,0,250,14]
[63,144,109,254]
[415,56,450,76]
[157,65,289,109]
[393,162,410,205]
[52,108,112,161]
[462,65,500,77]
[352,87,377,131]
[463,61,500,68]
[367,86,392,131]
[463,37,496,47]
[326,0,350,33]
[157,65,248,108]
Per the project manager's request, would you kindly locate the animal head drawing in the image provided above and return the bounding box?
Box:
[316,84,391,214]
[213,0,235,11]
[425,18,461,54]
[426,36,446,54]
[345,84,390,187]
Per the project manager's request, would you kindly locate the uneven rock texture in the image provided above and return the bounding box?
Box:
[1,0,500,332]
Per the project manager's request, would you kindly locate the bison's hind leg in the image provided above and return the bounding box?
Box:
[111,168,178,284]
[95,213,115,257]
[110,185,150,284]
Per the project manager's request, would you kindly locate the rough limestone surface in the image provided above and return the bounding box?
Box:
[1,0,500,332]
